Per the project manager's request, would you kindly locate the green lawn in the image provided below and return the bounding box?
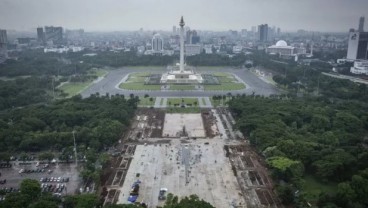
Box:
[166,107,201,113]
[303,175,337,203]
[202,97,206,106]
[59,68,108,97]
[138,97,155,107]
[213,72,230,77]
[119,72,162,90]
[59,82,91,97]
[204,83,245,91]
[169,85,195,90]
[126,66,165,71]
[167,98,198,106]
[196,66,227,71]
[90,68,108,77]
[210,97,231,107]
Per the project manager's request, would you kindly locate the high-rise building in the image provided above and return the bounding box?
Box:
[0,29,8,63]
[172,26,177,34]
[152,33,163,52]
[186,30,200,44]
[37,27,45,43]
[44,26,63,44]
[347,31,368,60]
[258,24,268,42]
[358,16,365,32]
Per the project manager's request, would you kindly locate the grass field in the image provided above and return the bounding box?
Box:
[167,98,198,106]
[169,85,195,91]
[138,97,155,107]
[210,97,231,107]
[119,72,161,90]
[204,83,245,91]
[59,82,91,97]
[202,97,206,106]
[303,175,337,203]
[166,107,201,113]
[60,68,108,97]
[204,72,246,91]
[126,66,165,71]
[196,66,227,71]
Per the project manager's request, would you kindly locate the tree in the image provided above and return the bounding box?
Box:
[20,179,41,199]
[38,152,54,162]
[276,184,294,204]
[29,200,58,208]
[163,194,214,208]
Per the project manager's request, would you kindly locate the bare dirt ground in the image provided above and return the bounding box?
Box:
[225,145,281,207]
[98,108,281,208]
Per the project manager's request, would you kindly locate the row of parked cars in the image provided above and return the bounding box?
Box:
[40,177,69,183]
[41,183,65,193]
[0,164,11,168]
[19,168,46,174]
[0,187,19,193]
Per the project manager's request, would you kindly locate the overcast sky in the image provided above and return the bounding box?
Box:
[0,0,367,32]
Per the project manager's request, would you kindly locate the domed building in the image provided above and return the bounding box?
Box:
[266,40,295,56]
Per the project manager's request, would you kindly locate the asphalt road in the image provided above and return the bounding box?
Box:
[80,67,280,98]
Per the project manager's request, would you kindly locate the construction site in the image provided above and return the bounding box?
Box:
[99,107,281,208]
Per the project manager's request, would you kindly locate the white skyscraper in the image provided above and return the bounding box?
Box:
[152,33,163,52]
[0,29,8,63]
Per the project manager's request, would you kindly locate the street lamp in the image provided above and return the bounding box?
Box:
[72,131,78,167]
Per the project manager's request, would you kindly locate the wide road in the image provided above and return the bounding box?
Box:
[80,67,280,98]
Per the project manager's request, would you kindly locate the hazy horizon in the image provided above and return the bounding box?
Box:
[1,0,368,33]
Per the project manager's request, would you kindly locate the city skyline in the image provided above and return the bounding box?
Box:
[0,0,367,32]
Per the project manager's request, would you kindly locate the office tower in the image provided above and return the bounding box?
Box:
[37,27,45,43]
[172,26,177,34]
[152,33,163,52]
[0,29,8,63]
[191,30,200,44]
[258,24,268,42]
[45,26,63,44]
[347,31,368,60]
[186,30,193,44]
[358,16,365,32]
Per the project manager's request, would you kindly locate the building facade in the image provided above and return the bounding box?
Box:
[152,33,163,52]
[347,31,368,60]
[350,60,368,75]
[37,27,45,43]
[44,26,63,45]
[0,29,8,63]
[258,24,268,42]
[359,16,365,32]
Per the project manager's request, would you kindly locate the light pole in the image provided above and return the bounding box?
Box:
[72,131,78,167]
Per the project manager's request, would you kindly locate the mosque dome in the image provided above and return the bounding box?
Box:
[275,40,288,47]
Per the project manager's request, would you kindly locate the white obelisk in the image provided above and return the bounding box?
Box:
[179,16,185,72]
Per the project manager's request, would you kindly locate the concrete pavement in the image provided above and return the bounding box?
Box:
[80,67,280,98]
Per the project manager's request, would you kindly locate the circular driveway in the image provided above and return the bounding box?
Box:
[80,67,280,98]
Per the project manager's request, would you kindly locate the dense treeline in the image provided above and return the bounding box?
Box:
[249,51,368,102]
[0,179,213,208]
[0,76,58,110]
[0,94,137,152]
[229,95,368,207]
[186,53,246,66]
[0,50,92,77]
[0,49,248,78]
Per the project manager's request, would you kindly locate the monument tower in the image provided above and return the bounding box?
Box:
[179,16,185,72]
[160,16,203,84]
